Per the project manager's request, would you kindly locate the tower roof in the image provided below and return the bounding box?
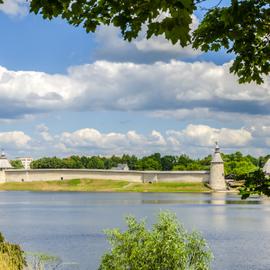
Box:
[211,142,224,163]
[0,151,12,169]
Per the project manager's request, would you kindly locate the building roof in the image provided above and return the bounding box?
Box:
[111,163,129,170]
[263,159,270,174]
[0,151,12,169]
[211,142,224,163]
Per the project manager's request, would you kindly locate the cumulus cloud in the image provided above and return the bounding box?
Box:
[54,125,254,156]
[36,124,54,142]
[5,123,270,157]
[0,0,28,16]
[181,124,252,147]
[93,15,201,63]
[0,60,269,121]
[59,128,167,155]
[0,131,31,149]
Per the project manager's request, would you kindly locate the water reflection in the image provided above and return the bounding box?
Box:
[141,192,262,205]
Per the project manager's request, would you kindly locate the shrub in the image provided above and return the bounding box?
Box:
[99,211,213,270]
[0,233,26,270]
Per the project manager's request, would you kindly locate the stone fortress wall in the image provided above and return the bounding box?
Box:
[0,143,227,190]
[2,169,210,184]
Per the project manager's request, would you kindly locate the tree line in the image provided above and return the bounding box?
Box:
[8,152,268,178]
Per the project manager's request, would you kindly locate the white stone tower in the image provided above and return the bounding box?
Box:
[209,142,226,191]
[0,150,12,183]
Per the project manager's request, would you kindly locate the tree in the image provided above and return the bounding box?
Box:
[239,169,270,199]
[31,157,65,169]
[193,0,270,84]
[86,156,105,169]
[141,157,162,171]
[5,0,268,84]
[121,154,138,170]
[99,211,212,270]
[63,155,84,168]
[0,233,26,270]
[10,160,24,169]
[177,154,193,168]
[224,160,257,177]
[161,155,177,171]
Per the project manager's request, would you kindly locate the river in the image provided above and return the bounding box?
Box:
[0,192,269,269]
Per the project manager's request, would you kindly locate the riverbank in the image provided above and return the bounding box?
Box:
[0,179,210,192]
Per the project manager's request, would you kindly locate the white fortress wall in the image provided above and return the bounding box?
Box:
[4,169,210,183]
[156,171,209,183]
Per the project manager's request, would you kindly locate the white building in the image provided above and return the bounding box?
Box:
[17,157,33,169]
[111,163,129,171]
[263,159,270,175]
[0,151,12,169]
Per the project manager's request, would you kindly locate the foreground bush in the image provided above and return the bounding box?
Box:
[0,233,26,270]
[99,211,213,270]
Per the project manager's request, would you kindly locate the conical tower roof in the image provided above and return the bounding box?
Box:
[0,151,12,169]
[211,142,224,163]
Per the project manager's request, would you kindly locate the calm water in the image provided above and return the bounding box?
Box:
[0,192,270,270]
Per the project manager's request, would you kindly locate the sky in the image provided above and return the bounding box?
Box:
[0,0,269,159]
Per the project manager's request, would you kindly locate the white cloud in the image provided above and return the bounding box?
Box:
[0,0,28,16]
[180,124,252,147]
[54,125,253,156]
[36,124,54,142]
[93,15,201,62]
[0,131,31,149]
[0,60,269,121]
[4,123,270,158]
[59,128,167,155]
[134,15,200,56]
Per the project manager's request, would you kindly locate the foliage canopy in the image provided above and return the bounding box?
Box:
[10,160,24,169]
[99,211,212,270]
[31,151,262,179]
[0,233,26,270]
[239,169,270,199]
[0,0,267,84]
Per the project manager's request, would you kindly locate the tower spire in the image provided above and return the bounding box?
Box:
[0,149,5,158]
[215,141,220,153]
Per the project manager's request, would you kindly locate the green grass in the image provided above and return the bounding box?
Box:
[0,179,211,193]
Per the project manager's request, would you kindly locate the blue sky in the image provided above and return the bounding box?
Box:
[0,0,269,158]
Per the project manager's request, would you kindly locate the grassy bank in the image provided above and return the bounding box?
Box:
[0,179,210,193]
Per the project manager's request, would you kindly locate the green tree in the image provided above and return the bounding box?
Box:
[110,155,122,168]
[239,169,270,199]
[87,156,105,169]
[99,211,212,270]
[222,152,259,178]
[224,160,257,177]
[0,233,26,270]
[7,0,268,84]
[173,164,188,171]
[81,156,90,168]
[177,154,193,168]
[10,160,24,169]
[161,155,177,171]
[63,155,84,168]
[120,154,138,170]
[31,157,65,169]
[193,0,269,84]
[141,157,162,171]
[104,158,114,170]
